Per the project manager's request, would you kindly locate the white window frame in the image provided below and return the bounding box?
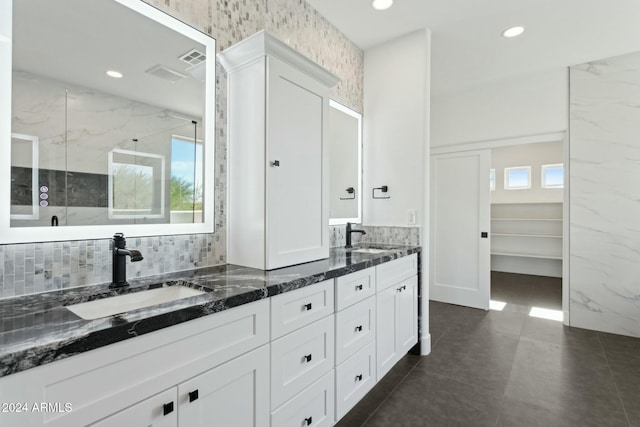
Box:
[108,148,166,219]
[489,168,495,191]
[10,133,40,220]
[504,166,531,190]
[541,163,564,189]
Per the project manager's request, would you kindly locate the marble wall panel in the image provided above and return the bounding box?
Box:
[569,53,640,338]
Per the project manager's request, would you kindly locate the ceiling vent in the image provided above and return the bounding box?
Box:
[179,48,206,66]
[145,64,188,82]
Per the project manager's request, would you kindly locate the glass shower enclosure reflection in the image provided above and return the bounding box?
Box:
[10,71,204,227]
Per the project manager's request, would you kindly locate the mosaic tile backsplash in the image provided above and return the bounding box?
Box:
[329,225,421,248]
[1,0,363,299]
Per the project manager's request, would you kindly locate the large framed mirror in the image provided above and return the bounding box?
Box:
[329,100,362,225]
[0,0,216,243]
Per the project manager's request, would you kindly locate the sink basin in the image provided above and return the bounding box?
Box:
[352,248,389,254]
[66,286,205,320]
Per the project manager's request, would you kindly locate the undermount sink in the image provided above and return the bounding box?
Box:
[352,248,389,254]
[66,285,205,320]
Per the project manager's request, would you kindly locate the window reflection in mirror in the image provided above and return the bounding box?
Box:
[5,0,214,238]
[328,100,362,225]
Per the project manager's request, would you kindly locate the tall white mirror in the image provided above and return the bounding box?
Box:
[0,0,216,243]
[329,100,362,225]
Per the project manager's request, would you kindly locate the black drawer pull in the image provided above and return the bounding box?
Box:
[189,390,199,402]
[355,374,363,381]
[355,284,363,291]
[271,160,280,167]
[355,325,363,332]
[303,354,312,363]
[163,401,174,416]
[304,416,313,425]
[304,303,312,311]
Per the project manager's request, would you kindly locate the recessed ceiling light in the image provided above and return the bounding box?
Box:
[502,26,525,38]
[106,70,123,79]
[372,0,393,11]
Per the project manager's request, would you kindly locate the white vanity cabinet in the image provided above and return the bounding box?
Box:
[375,255,418,380]
[0,300,270,427]
[0,254,420,427]
[91,346,270,427]
[219,30,340,270]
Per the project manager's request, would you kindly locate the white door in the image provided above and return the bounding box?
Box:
[375,284,399,379]
[430,150,491,310]
[266,56,329,269]
[397,275,418,353]
[178,345,269,427]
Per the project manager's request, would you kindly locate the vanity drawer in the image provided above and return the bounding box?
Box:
[271,279,335,339]
[376,253,417,291]
[271,315,335,409]
[335,267,375,311]
[271,370,335,427]
[335,340,376,422]
[335,295,376,365]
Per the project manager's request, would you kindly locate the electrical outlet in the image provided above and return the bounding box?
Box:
[407,209,417,225]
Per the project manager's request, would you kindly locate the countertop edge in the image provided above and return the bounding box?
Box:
[0,246,421,378]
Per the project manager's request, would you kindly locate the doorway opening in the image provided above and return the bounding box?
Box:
[489,140,564,321]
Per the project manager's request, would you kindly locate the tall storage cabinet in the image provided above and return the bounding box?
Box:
[219,31,339,270]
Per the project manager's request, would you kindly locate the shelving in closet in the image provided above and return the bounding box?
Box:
[490,203,563,277]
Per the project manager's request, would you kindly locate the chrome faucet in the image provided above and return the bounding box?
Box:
[111,233,143,288]
[345,222,366,249]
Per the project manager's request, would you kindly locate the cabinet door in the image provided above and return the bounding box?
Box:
[89,388,177,427]
[178,345,269,427]
[266,56,329,269]
[397,276,418,355]
[376,285,399,380]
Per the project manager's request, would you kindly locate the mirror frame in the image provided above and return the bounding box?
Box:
[0,0,216,243]
[328,99,362,225]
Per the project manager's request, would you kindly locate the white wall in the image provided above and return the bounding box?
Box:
[491,141,564,204]
[363,28,431,355]
[431,69,568,147]
[363,29,430,227]
[569,52,640,338]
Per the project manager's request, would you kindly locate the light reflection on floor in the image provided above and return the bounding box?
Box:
[529,306,564,322]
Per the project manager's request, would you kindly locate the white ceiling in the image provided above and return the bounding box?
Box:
[305,0,640,95]
[13,0,206,118]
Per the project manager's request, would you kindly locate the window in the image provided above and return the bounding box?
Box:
[109,149,165,219]
[170,136,203,223]
[489,169,495,191]
[542,164,564,188]
[504,166,531,190]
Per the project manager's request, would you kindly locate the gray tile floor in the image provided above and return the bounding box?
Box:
[336,272,640,427]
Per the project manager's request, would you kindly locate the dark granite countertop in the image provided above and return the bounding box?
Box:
[0,244,420,378]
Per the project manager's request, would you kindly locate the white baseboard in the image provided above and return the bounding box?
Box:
[420,332,431,356]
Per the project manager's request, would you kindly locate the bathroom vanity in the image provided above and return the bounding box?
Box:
[0,246,420,427]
